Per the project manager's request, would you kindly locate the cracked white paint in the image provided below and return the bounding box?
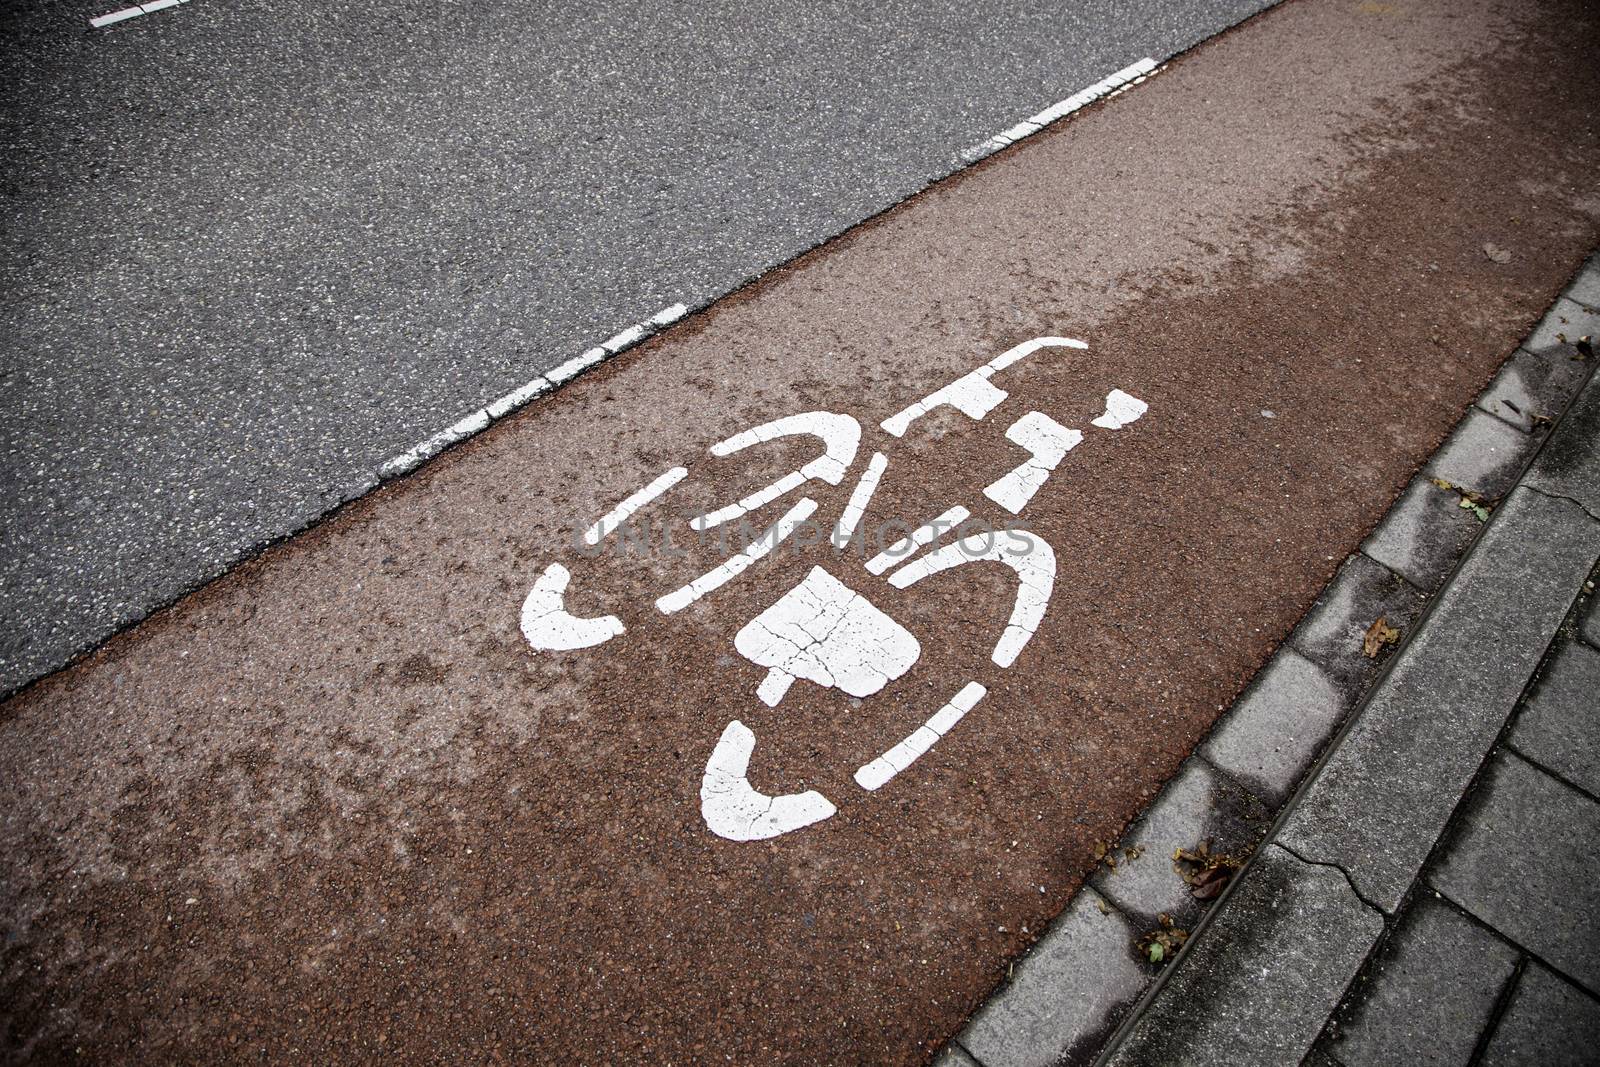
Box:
[855,682,988,791]
[888,531,1056,668]
[700,720,838,841]
[880,336,1087,437]
[498,332,1154,842]
[691,412,861,530]
[1090,388,1148,430]
[832,451,888,548]
[520,563,625,651]
[865,505,971,575]
[984,411,1083,514]
[583,467,687,545]
[655,497,820,615]
[735,567,920,707]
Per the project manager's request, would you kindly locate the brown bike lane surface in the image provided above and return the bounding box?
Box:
[4,0,1599,1061]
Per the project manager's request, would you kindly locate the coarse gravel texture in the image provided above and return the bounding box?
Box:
[0,0,1274,695]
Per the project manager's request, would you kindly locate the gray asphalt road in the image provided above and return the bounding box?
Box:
[0,0,1271,694]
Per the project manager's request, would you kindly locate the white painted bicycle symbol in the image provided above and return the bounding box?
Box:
[519,336,1148,841]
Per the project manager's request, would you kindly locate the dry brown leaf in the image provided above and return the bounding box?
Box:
[1363,615,1400,658]
[1190,866,1232,901]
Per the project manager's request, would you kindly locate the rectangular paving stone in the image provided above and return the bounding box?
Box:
[1279,487,1600,912]
[1101,845,1383,1067]
[1432,751,1600,996]
[1526,364,1600,515]
[1423,407,1542,502]
[1322,896,1517,1067]
[1475,345,1592,432]
[1361,475,1484,593]
[1090,758,1271,928]
[1202,647,1355,807]
[1289,551,1428,693]
[960,888,1148,1067]
[1508,639,1600,797]
[1478,962,1600,1067]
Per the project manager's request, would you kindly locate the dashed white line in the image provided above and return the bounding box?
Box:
[960,57,1162,163]
[89,0,186,28]
[376,58,1161,486]
[378,302,687,481]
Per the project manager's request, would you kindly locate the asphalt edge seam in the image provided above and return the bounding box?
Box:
[3,12,1268,705]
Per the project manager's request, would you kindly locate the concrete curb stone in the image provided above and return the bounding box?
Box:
[1201,648,1354,808]
[1275,485,1600,913]
[1099,845,1383,1067]
[1565,254,1600,309]
[959,889,1148,1067]
[1089,758,1271,929]
[1525,295,1600,354]
[1359,475,1484,593]
[1476,345,1592,433]
[1525,359,1600,516]
[1424,408,1543,501]
[1286,551,1427,694]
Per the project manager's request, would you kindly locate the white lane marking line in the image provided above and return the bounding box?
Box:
[486,376,551,420]
[583,466,687,546]
[1090,388,1149,430]
[655,497,819,615]
[734,566,921,707]
[960,57,1161,162]
[690,411,860,530]
[602,324,649,353]
[984,411,1083,515]
[880,335,1087,438]
[378,302,686,480]
[831,450,887,548]
[546,347,607,386]
[854,681,987,791]
[519,562,625,651]
[650,303,689,327]
[888,530,1056,668]
[701,720,837,842]
[374,54,1144,489]
[865,505,971,576]
[90,0,185,27]
[90,6,143,25]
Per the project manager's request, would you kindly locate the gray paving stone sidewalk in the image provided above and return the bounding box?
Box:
[935,254,1600,1067]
